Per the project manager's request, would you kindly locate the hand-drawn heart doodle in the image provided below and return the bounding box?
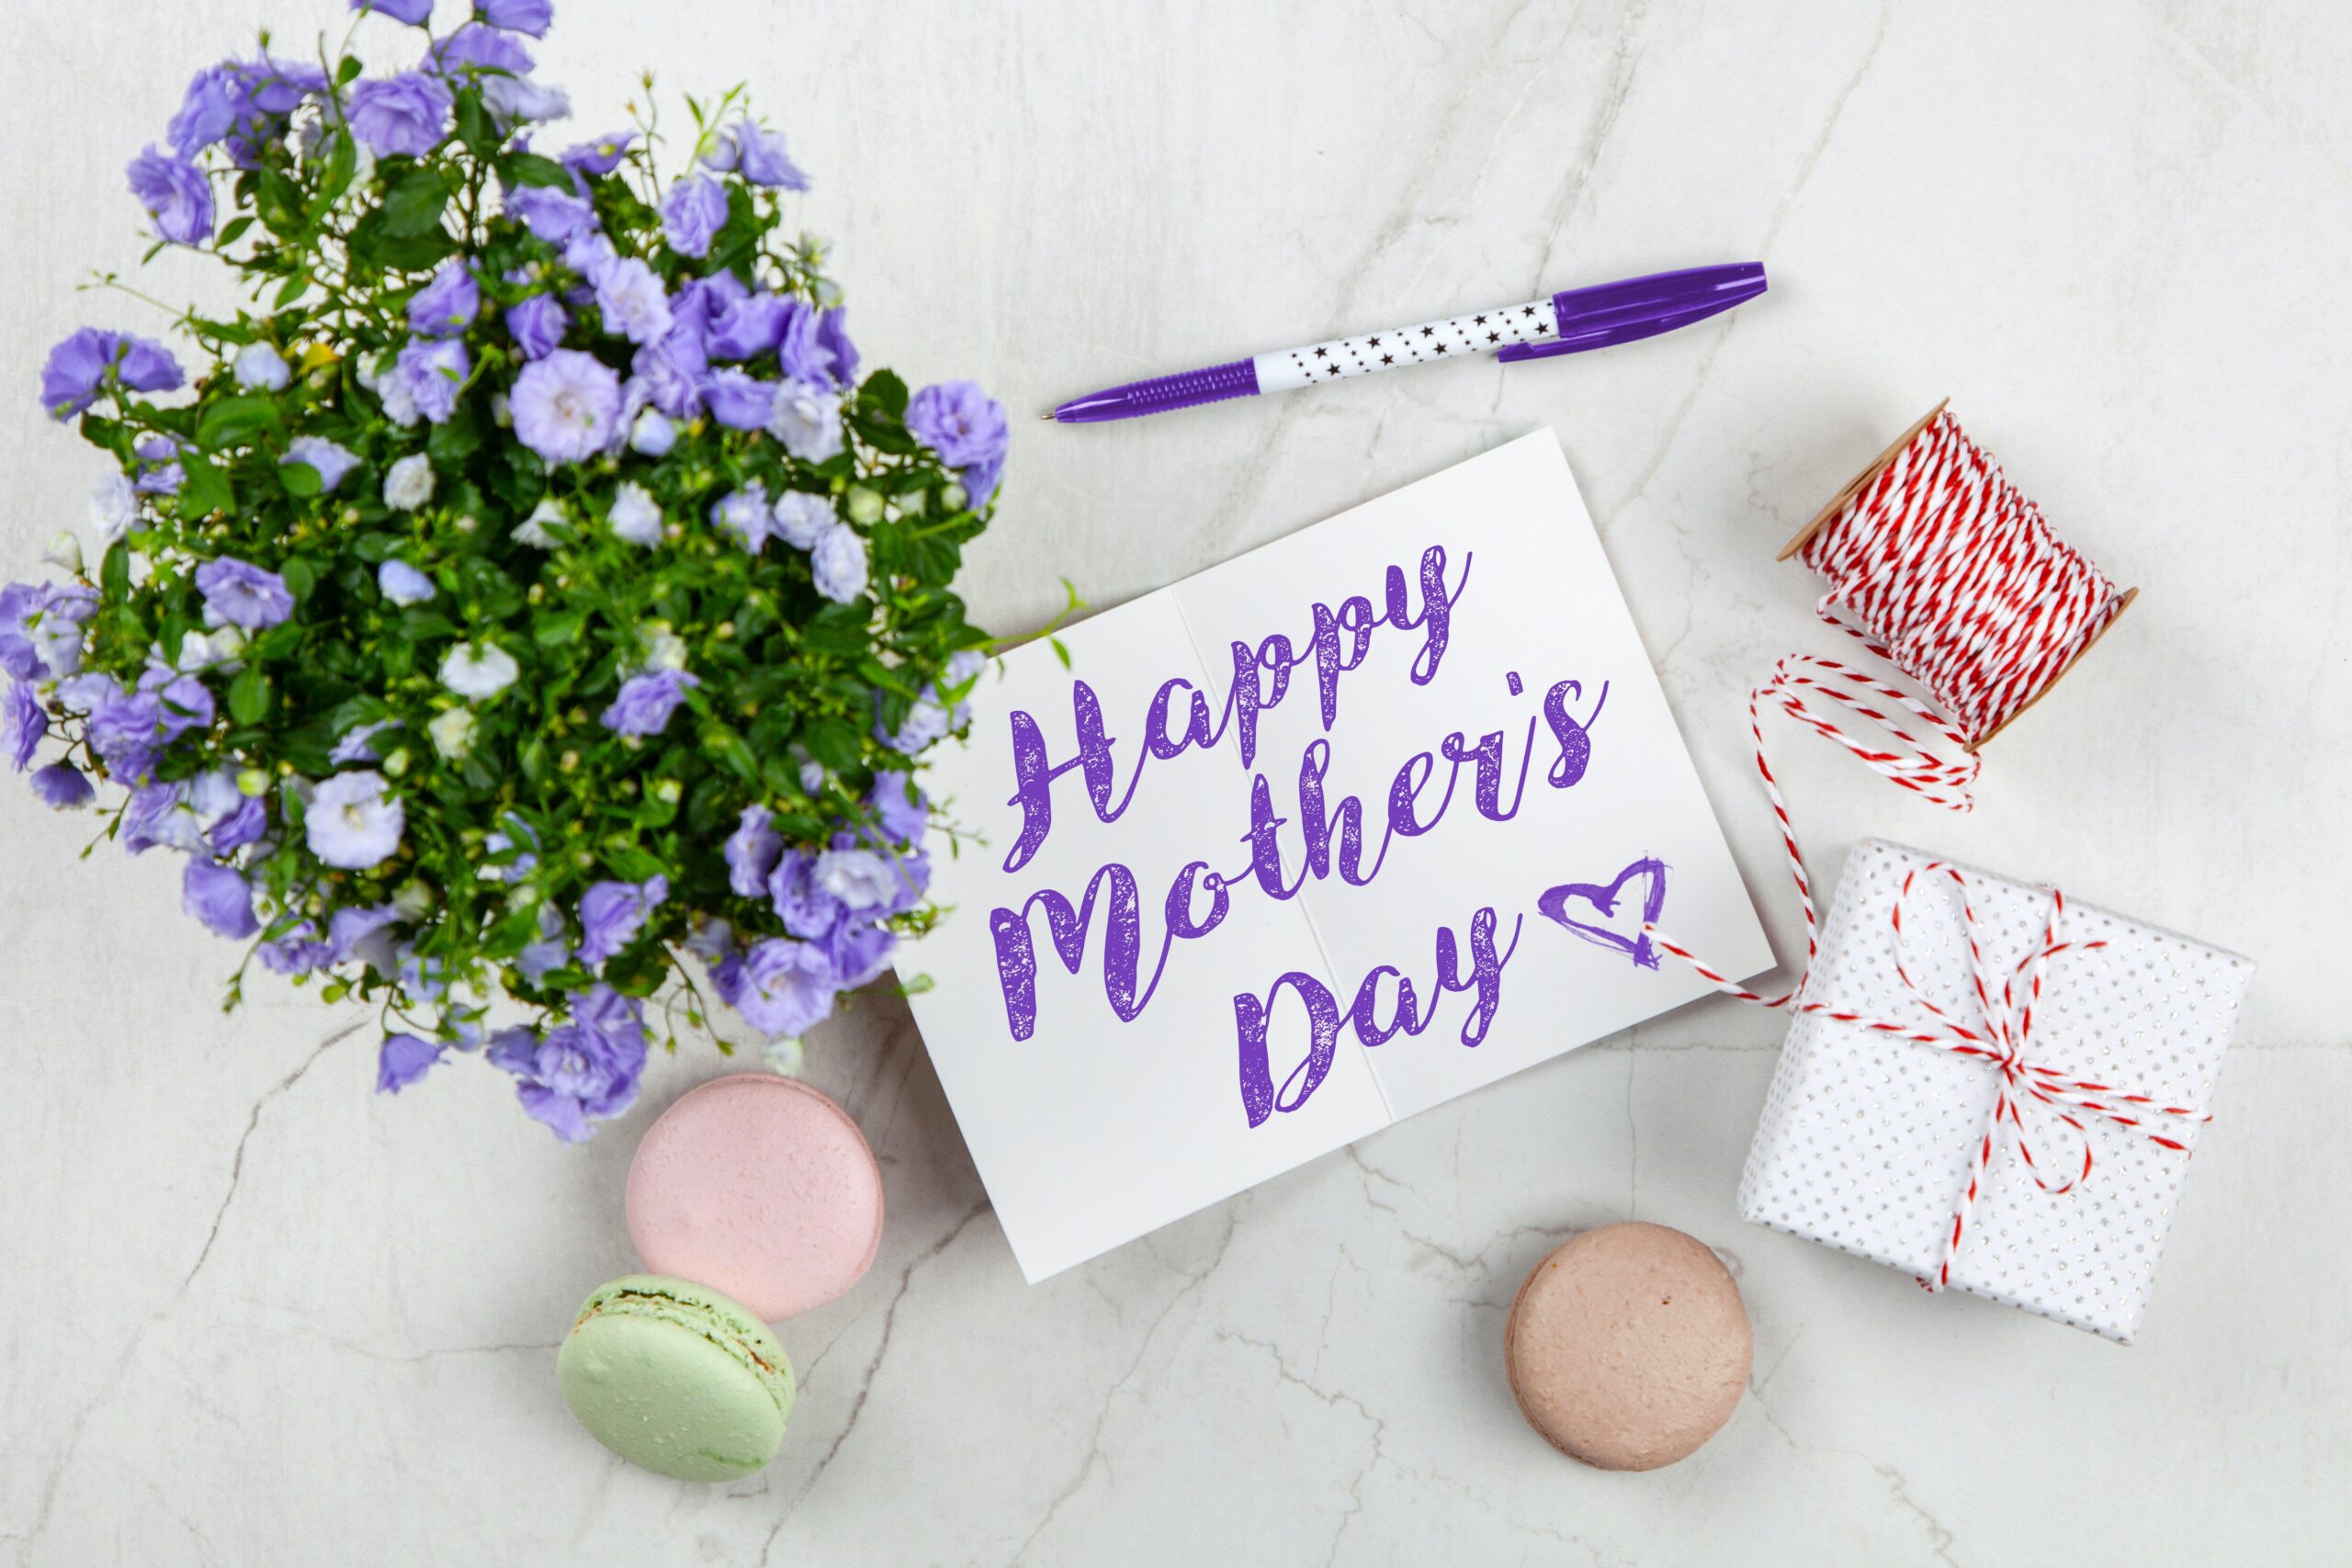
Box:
[1537,856,1669,970]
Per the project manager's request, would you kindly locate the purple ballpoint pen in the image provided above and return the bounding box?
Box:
[1044,262,1767,423]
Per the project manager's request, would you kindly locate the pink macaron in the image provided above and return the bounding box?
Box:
[626,1074,885,1321]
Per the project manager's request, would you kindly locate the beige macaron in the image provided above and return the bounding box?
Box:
[1504,1222,1752,1471]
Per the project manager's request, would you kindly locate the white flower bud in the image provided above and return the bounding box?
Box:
[42,531,83,572]
[382,453,435,511]
[428,707,479,760]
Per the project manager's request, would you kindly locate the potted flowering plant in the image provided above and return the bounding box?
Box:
[0,0,1012,1140]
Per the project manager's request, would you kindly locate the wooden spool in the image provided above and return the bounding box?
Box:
[1777,400,2137,752]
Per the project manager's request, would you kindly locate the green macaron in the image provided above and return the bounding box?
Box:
[557,1274,797,1483]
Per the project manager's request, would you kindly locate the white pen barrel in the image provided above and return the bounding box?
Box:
[1251,297,1562,391]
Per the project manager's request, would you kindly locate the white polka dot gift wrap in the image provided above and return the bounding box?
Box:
[1736,840,2255,1342]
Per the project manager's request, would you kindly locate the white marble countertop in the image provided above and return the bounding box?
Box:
[5,1,2348,1562]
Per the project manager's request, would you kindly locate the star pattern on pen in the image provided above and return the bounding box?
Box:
[1277,300,1555,384]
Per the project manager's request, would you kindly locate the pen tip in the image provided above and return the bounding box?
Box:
[1039,411,1057,422]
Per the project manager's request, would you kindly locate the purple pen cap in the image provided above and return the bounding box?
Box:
[1497,262,1766,363]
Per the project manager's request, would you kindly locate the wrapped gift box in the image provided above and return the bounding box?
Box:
[1736,838,2256,1341]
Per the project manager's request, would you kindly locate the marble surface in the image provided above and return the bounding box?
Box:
[4,0,2347,1562]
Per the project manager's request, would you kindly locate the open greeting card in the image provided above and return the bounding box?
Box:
[899,433,1772,1280]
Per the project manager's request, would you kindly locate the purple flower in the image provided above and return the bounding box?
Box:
[592,257,673,344]
[601,670,697,738]
[702,368,775,430]
[767,849,842,940]
[510,348,622,463]
[348,73,453,158]
[376,1032,444,1093]
[39,329,182,419]
[234,342,291,389]
[506,183,594,242]
[394,337,471,424]
[118,339,186,394]
[196,558,295,629]
[576,874,667,967]
[631,331,707,418]
[561,131,635,175]
[869,772,928,845]
[810,521,869,604]
[668,271,747,345]
[729,938,839,1038]
[210,794,266,854]
[708,483,770,553]
[104,676,213,784]
[169,65,241,156]
[29,762,93,809]
[3,680,42,772]
[770,491,831,550]
[352,0,435,23]
[728,123,810,190]
[768,380,843,463]
[237,54,329,117]
[661,175,728,258]
[908,381,1010,506]
[127,147,213,245]
[0,582,82,682]
[308,771,405,869]
[725,804,782,897]
[329,903,404,970]
[824,916,897,987]
[182,861,259,941]
[505,293,569,359]
[408,259,480,339]
[708,292,787,361]
[8,582,99,682]
[282,435,359,494]
[492,986,648,1141]
[772,299,833,388]
[133,434,187,496]
[479,0,554,34]
[815,846,897,911]
[816,308,859,389]
[378,560,437,605]
[431,22,535,76]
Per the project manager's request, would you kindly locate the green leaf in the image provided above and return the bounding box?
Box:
[177,453,232,518]
[280,558,318,604]
[349,212,458,273]
[278,460,322,497]
[482,906,544,960]
[700,723,761,784]
[503,152,572,190]
[863,368,910,419]
[454,89,497,156]
[378,166,453,238]
[802,716,862,773]
[312,129,358,216]
[99,540,130,602]
[255,167,305,237]
[227,665,272,725]
[426,399,484,465]
[336,56,364,85]
[604,844,667,883]
[195,396,283,452]
[534,608,587,648]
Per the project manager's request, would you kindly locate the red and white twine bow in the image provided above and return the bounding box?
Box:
[1645,409,2203,1288]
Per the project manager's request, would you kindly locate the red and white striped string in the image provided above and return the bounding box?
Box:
[1644,408,2199,1290]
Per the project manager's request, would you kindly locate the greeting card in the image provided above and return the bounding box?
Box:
[899,433,1772,1280]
